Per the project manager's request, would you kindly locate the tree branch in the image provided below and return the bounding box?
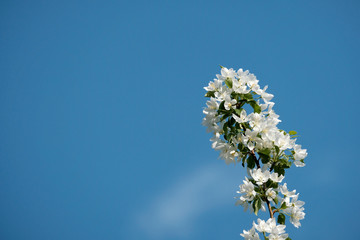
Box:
[250,150,274,219]
[266,200,274,218]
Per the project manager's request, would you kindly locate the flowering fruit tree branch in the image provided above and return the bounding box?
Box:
[202,67,307,240]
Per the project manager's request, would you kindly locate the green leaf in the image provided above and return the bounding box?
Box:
[266,180,278,189]
[286,160,292,168]
[241,93,253,101]
[277,213,286,225]
[238,143,248,154]
[234,108,243,116]
[253,198,262,215]
[289,130,297,135]
[285,237,292,240]
[249,179,257,185]
[225,78,233,88]
[258,148,271,155]
[223,122,228,133]
[218,101,225,110]
[256,198,262,215]
[258,148,271,164]
[254,186,261,193]
[280,202,287,209]
[249,100,261,113]
[219,65,224,69]
[260,156,270,164]
[274,165,285,176]
[274,197,279,205]
[204,91,215,98]
[231,92,239,100]
[237,143,245,151]
[247,154,256,169]
[220,113,230,121]
[241,122,251,130]
[274,145,280,155]
[229,116,235,125]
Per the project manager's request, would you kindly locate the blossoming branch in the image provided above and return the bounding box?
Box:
[202,67,307,240]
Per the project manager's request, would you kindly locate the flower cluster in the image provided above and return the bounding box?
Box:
[241,218,288,240]
[202,67,307,240]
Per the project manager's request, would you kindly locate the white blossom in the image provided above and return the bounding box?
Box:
[204,79,223,92]
[266,188,277,202]
[250,168,270,186]
[293,144,307,167]
[224,94,237,110]
[268,233,289,240]
[237,177,257,201]
[232,109,247,124]
[284,206,305,228]
[279,183,297,198]
[270,172,285,183]
[240,226,260,240]
[253,218,268,233]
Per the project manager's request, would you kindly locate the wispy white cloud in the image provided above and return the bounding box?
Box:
[134,163,243,239]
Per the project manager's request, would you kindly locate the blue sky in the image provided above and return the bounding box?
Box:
[0,0,359,239]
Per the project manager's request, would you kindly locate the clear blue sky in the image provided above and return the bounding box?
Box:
[1,1,359,239]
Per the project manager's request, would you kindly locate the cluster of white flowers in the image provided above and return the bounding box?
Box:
[203,67,307,167]
[236,171,305,236]
[202,67,308,240]
[241,218,288,240]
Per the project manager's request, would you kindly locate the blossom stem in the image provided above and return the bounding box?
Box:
[266,200,274,218]
[250,150,274,219]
